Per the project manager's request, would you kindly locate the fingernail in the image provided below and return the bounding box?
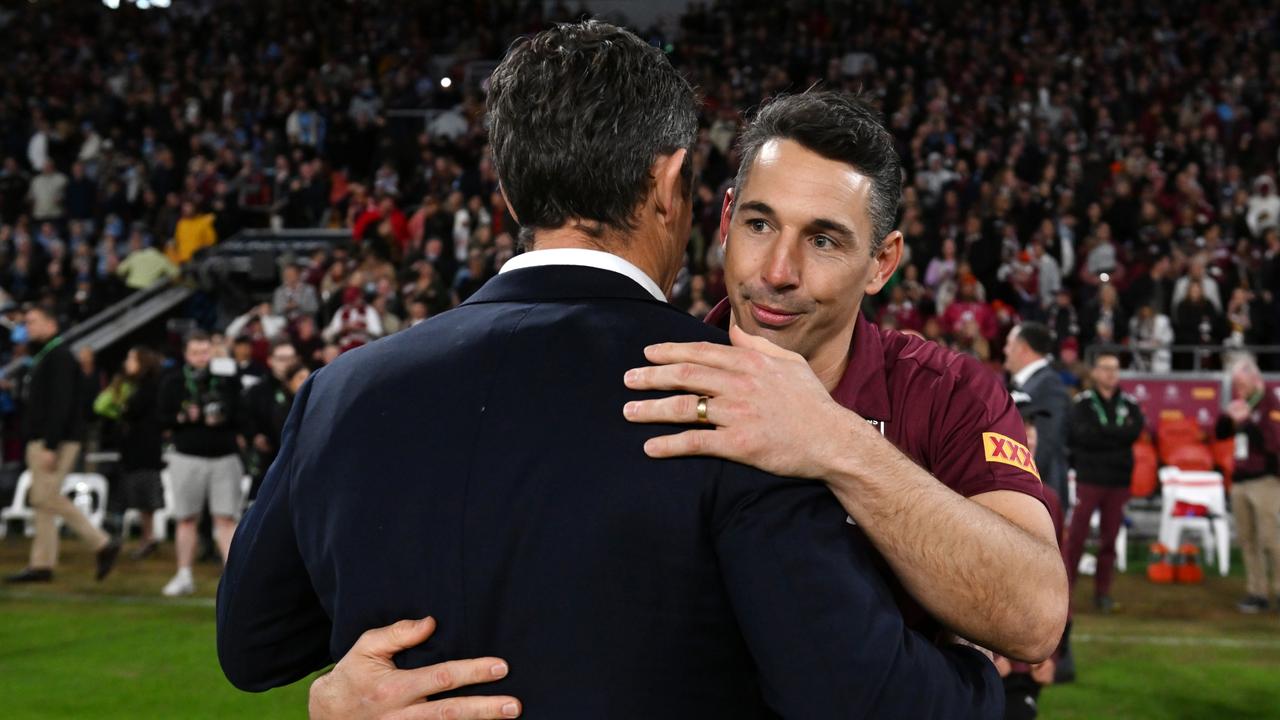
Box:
[623,402,635,417]
[490,661,508,678]
[502,702,520,717]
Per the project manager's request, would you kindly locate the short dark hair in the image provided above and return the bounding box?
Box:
[733,92,902,253]
[1015,322,1054,356]
[25,304,58,325]
[1092,351,1121,367]
[487,20,698,246]
[184,330,211,349]
[270,338,297,356]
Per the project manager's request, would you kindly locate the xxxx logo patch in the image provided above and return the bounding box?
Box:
[982,432,1041,481]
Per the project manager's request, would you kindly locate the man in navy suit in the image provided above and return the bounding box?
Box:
[217,20,1003,719]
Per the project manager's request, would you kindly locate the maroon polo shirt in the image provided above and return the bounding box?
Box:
[705,299,1047,636]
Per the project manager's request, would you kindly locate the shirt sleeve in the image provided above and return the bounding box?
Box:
[926,356,1048,508]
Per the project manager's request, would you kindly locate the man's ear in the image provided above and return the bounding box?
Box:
[718,187,735,248]
[865,230,905,296]
[653,148,688,223]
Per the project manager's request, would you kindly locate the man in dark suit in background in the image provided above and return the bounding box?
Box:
[1004,322,1071,505]
[218,20,1002,719]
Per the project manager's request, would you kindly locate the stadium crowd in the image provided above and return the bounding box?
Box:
[0,3,1276,715]
[0,0,1277,384]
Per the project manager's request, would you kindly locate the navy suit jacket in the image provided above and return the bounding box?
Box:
[217,265,1003,718]
[1018,364,1071,500]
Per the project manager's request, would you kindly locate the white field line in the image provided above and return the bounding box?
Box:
[1075,633,1280,650]
[0,589,215,609]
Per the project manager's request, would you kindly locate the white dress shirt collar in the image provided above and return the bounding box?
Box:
[1013,357,1051,389]
[498,248,666,302]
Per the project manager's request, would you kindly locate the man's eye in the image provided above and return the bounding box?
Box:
[747,219,769,233]
[812,236,834,249]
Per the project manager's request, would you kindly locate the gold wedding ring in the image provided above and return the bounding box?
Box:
[696,396,710,423]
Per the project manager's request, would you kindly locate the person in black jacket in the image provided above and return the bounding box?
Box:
[118,345,167,559]
[4,305,119,584]
[1065,352,1145,613]
[238,339,302,500]
[156,330,244,596]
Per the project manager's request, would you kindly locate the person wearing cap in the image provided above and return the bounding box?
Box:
[1065,352,1145,614]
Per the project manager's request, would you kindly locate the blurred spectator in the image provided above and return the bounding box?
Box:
[1005,322,1071,504]
[157,331,244,597]
[1172,255,1223,312]
[1215,358,1280,614]
[452,247,492,304]
[1172,281,1225,369]
[28,160,67,224]
[324,286,382,352]
[4,306,118,584]
[116,231,180,290]
[239,339,300,500]
[166,201,217,265]
[940,276,997,342]
[271,263,320,320]
[1080,283,1127,350]
[117,346,166,560]
[225,303,287,348]
[1247,176,1279,239]
[1129,303,1174,373]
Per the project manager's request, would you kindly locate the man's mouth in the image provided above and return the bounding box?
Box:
[748,301,803,328]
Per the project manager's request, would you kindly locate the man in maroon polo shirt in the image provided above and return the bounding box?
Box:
[622,92,1067,661]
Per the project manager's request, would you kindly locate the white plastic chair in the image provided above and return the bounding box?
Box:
[1157,467,1230,576]
[60,473,109,533]
[0,471,109,538]
[0,470,35,538]
[1068,475,1128,574]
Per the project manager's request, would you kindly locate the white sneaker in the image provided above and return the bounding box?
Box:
[162,572,196,597]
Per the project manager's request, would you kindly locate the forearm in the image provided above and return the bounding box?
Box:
[822,413,1067,661]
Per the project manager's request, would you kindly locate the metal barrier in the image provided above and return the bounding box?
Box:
[1086,343,1280,372]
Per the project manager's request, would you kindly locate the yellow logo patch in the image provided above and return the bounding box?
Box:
[983,432,1041,481]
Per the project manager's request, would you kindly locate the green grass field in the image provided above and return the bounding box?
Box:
[2,535,1278,719]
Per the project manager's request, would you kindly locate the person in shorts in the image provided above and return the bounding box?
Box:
[157,330,243,596]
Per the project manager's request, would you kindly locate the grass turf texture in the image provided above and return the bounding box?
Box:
[2,536,1279,718]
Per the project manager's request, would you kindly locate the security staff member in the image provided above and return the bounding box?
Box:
[1065,352,1145,613]
[4,306,120,584]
